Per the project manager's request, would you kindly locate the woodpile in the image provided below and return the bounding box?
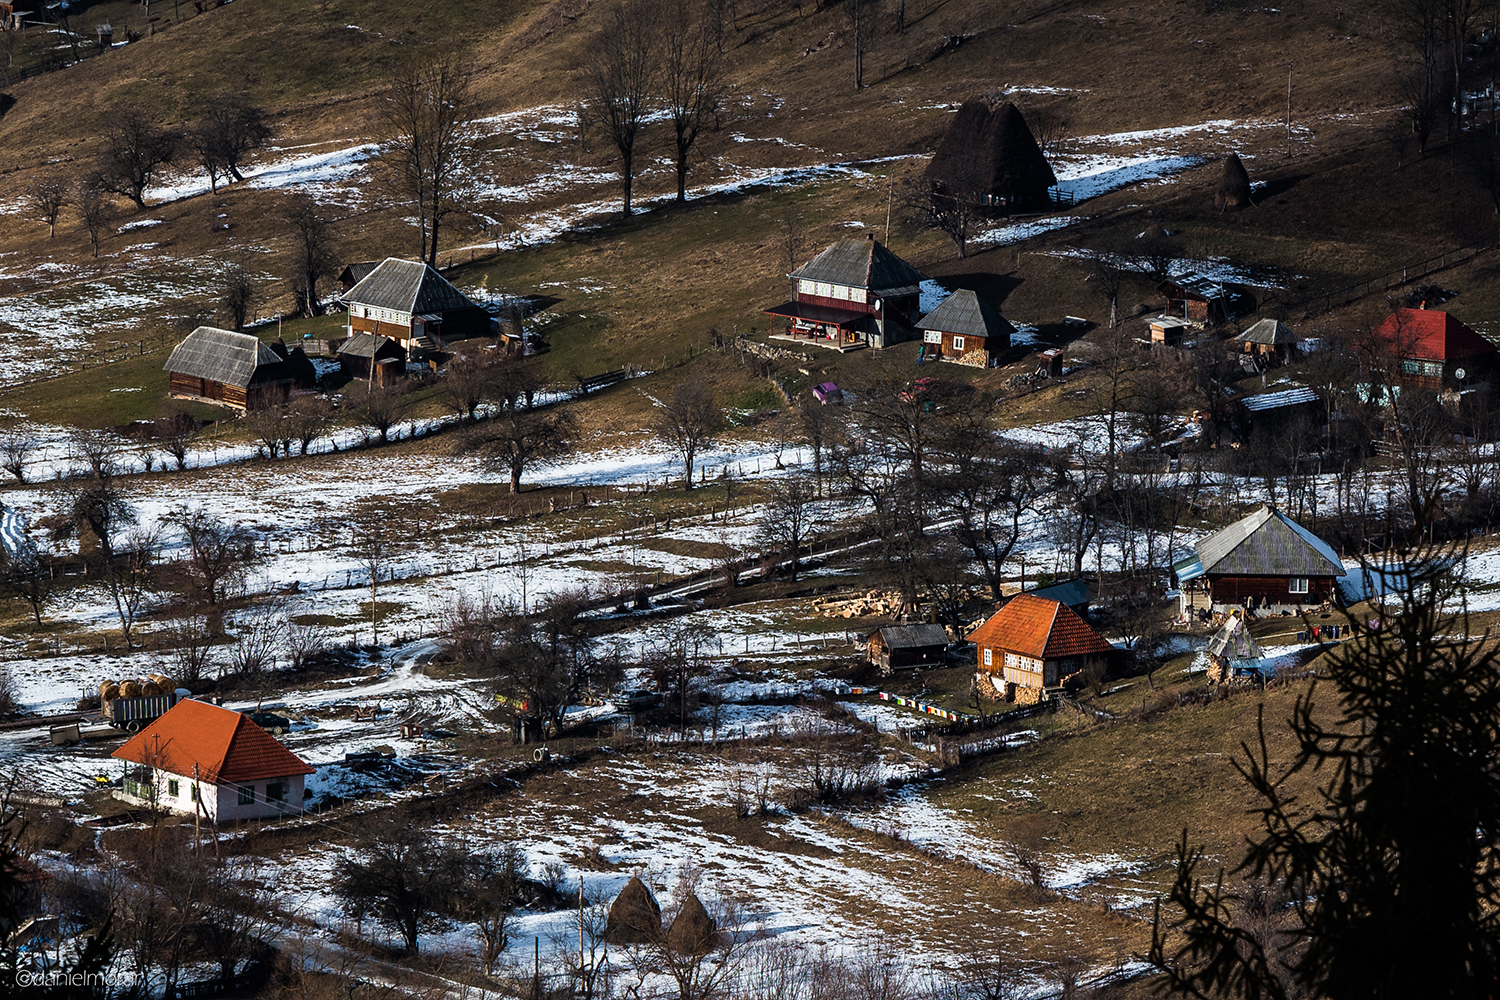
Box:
[812,589,904,619]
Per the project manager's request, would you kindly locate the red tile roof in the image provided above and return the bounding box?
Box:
[966,594,1114,659]
[112,699,313,784]
[1373,308,1497,362]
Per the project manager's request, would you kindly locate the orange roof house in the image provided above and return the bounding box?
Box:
[967,594,1114,695]
[112,699,313,823]
[1370,308,1497,388]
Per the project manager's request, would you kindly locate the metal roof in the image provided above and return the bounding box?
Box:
[917,289,1016,339]
[1239,318,1297,345]
[876,624,950,649]
[1191,505,1344,579]
[1027,579,1093,608]
[1162,273,1232,300]
[164,327,287,387]
[790,239,925,295]
[763,300,871,328]
[1150,316,1194,329]
[1241,385,1319,411]
[344,257,480,315]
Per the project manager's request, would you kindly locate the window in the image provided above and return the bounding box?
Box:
[1289,577,1310,594]
[983,648,993,667]
[238,785,255,805]
[265,782,287,802]
[190,785,199,803]
[924,331,943,344]
[952,336,965,352]
[1399,359,1443,377]
[167,779,179,798]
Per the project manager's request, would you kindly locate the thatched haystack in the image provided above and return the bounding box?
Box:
[606,876,662,945]
[665,892,719,955]
[1216,153,1252,212]
[925,98,1058,211]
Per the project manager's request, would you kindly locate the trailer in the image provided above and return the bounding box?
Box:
[101,692,184,732]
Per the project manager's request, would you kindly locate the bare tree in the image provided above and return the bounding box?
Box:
[756,477,816,580]
[904,177,982,259]
[284,395,334,456]
[349,520,405,646]
[78,177,111,258]
[655,382,722,490]
[245,403,295,459]
[96,104,180,211]
[332,813,468,954]
[153,402,197,470]
[283,192,339,316]
[438,352,501,424]
[193,94,272,189]
[0,541,54,628]
[361,382,407,443]
[102,524,162,649]
[843,0,883,90]
[164,612,218,685]
[28,177,67,237]
[377,52,477,267]
[463,402,578,493]
[162,506,255,635]
[579,0,661,217]
[218,265,256,332]
[0,426,35,482]
[662,2,728,202]
[226,602,285,676]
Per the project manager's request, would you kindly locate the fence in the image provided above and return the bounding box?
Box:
[1291,232,1499,315]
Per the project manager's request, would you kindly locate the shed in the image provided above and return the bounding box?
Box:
[867,623,949,674]
[337,332,407,383]
[164,327,293,411]
[1204,615,1265,683]
[1237,319,1298,364]
[924,99,1059,211]
[1173,504,1344,615]
[918,289,1014,366]
[337,261,380,294]
[1159,274,1255,325]
[1149,316,1194,345]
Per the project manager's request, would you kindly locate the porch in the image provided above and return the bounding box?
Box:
[763,301,872,352]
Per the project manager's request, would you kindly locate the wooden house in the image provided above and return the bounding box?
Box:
[924,98,1058,212]
[1370,307,1497,389]
[1173,504,1344,615]
[344,258,492,359]
[1149,316,1193,345]
[1159,273,1255,325]
[337,332,407,384]
[164,327,293,411]
[1238,385,1321,436]
[917,289,1014,366]
[967,594,1114,698]
[1237,318,1298,365]
[867,623,950,674]
[763,236,925,350]
[112,699,314,823]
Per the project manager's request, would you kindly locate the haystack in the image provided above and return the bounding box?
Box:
[925,98,1058,210]
[665,892,719,955]
[1216,153,1252,212]
[605,876,662,945]
[118,680,141,699]
[99,681,119,701]
[140,681,162,697]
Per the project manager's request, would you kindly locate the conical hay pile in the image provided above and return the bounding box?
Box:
[606,876,662,945]
[1216,153,1252,211]
[665,892,719,955]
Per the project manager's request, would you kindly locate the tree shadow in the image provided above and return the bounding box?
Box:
[1254,173,1311,202]
[0,94,14,122]
[932,270,1025,308]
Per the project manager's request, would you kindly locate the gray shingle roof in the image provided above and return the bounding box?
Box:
[790,239,925,295]
[1191,505,1344,579]
[164,327,286,387]
[337,333,401,359]
[1239,318,1297,345]
[344,258,479,315]
[918,289,1016,339]
[876,624,949,649]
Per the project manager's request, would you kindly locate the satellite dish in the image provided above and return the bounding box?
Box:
[1456,368,1468,381]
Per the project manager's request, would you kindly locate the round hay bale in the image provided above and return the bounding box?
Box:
[665,892,719,955]
[100,682,121,702]
[1216,153,1252,212]
[118,681,142,699]
[147,673,174,691]
[606,876,662,945]
[140,682,161,697]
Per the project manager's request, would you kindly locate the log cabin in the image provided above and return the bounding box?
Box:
[164,327,293,411]
[112,699,314,823]
[867,623,950,674]
[967,594,1114,699]
[344,258,492,359]
[1174,504,1344,616]
[1236,318,1299,366]
[763,236,925,350]
[917,288,1014,366]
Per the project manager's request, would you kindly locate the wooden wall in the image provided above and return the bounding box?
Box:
[1208,574,1337,604]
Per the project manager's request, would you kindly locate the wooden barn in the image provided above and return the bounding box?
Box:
[164,327,293,411]
[918,289,1014,366]
[337,332,407,384]
[867,623,949,674]
[344,258,492,359]
[1149,316,1193,345]
[967,594,1114,699]
[1173,505,1344,615]
[1237,318,1299,366]
[924,98,1058,212]
[1370,307,1498,389]
[1159,273,1255,325]
[763,236,926,350]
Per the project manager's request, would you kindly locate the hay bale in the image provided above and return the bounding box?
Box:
[147,673,174,691]
[100,682,120,702]
[1216,153,1252,212]
[140,681,161,697]
[605,876,662,945]
[118,680,142,699]
[665,893,719,955]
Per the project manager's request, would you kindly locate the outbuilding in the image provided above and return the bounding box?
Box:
[918,289,1014,366]
[867,623,950,674]
[1237,318,1299,365]
[164,327,293,411]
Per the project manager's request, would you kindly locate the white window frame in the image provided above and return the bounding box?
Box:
[1289,577,1310,594]
[952,336,966,352]
[983,648,992,667]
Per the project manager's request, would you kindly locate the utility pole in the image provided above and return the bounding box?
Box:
[1286,62,1294,158]
[579,875,585,999]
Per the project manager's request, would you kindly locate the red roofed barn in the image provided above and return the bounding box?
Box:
[1372,308,1497,389]
[967,594,1115,698]
[112,699,313,822]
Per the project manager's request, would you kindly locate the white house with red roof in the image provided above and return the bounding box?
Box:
[111,699,314,823]
[966,593,1115,698]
